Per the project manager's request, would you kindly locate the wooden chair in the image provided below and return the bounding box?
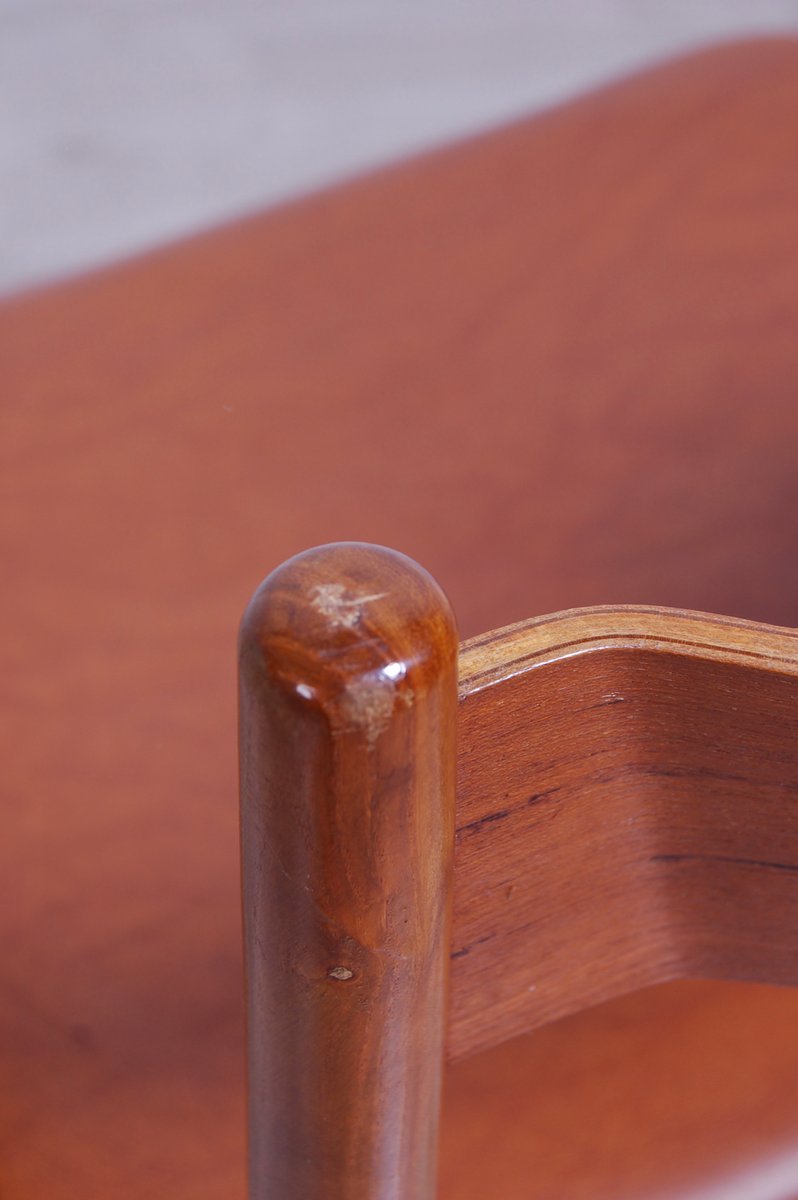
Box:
[4,34,798,1200]
[239,541,798,1198]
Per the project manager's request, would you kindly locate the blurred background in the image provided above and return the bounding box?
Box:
[4,0,798,297]
[6,10,798,1200]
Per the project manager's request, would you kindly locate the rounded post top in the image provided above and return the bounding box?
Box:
[239,542,458,746]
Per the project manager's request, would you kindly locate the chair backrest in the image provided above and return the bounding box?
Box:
[238,540,798,1200]
[5,36,798,1200]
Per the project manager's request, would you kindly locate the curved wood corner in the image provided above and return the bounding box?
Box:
[449,605,798,1060]
[239,542,458,1200]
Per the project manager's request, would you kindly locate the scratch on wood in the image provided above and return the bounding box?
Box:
[651,852,798,873]
[457,809,511,836]
[309,583,388,630]
[450,933,496,960]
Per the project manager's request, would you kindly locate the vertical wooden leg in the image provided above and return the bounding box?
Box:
[238,543,458,1200]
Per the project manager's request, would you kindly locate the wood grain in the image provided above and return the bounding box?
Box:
[451,606,798,1058]
[239,543,457,1200]
[3,35,798,1200]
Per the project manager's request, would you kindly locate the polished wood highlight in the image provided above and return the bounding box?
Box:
[239,544,457,1200]
[4,35,798,1200]
[238,542,798,1184]
[451,606,798,1058]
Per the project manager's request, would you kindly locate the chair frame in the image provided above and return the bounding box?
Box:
[239,542,798,1200]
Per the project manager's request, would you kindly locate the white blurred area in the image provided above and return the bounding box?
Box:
[2,0,797,295]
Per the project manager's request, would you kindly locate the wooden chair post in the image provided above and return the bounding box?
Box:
[238,542,458,1200]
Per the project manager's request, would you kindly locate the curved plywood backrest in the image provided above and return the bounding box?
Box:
[239,543,798,1198]
[452,606,798,1058]
[6,36,798,1200]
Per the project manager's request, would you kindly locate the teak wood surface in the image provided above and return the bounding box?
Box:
[239,545,457,1200]
[3,34,798,1200]
[453,605,798,1059]
[239,542,798,1199]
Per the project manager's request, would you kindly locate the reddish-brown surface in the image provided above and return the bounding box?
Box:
[240,544,457,1199]
[441,980,798,1200]
[453,608,798,1060]
[3,36,798,1200]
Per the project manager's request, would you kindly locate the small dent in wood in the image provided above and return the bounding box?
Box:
[336,677,400,748]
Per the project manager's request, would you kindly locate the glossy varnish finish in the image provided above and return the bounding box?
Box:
[238,543,798,1193]
[4,35,798,1200]
[451,606,798,1057]
[239,544,457,1200]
